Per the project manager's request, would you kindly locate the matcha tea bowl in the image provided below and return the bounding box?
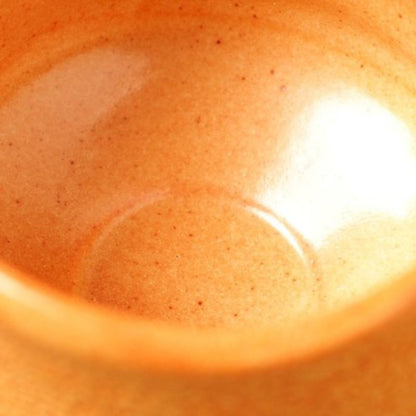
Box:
[0,0,415,414]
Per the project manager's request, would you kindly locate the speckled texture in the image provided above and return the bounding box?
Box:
[0,0,415,414]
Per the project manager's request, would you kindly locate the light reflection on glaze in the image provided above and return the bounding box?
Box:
[0,46,148,147]
[259,90,416,247]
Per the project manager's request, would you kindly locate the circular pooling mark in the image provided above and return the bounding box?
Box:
[74,193,319,328]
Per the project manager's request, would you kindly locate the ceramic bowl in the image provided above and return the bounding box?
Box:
[0,0,415,414]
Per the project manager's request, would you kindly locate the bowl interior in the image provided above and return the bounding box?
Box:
[0,0,415,331]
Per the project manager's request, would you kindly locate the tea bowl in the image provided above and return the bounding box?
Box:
[0,0,415,414]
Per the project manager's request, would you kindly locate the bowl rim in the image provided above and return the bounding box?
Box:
[0,260,415,373]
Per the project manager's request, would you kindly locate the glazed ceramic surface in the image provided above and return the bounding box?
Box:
[0,0,415,414]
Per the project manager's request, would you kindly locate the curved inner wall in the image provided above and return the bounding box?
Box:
[0,1,415,328]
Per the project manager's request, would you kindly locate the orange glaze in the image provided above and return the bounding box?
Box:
[0,1,416,415]
[0,0,415,330]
